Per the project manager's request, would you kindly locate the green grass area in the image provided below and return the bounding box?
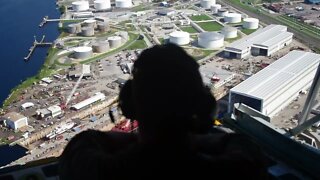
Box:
[190,35,198,40]
[0,138,10,145]
[180,26,198,33]
[241,28,257,35]
[60,19,83,23]
[59,5,67,14]
[125,24,136,31]
[275,15,320,39]
[126,39,147,50]
[194,50,216,61]
[227,0,260,14]
[184,48,216,61]
[196,21,223,31]
[119,20,131,26]
[96,30,116,37]
[189,14,213,21]
[2,48,59,108]
[158,38,167,44]
[131,4,150,12]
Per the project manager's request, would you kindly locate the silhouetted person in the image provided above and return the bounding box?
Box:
[59,44,267,180]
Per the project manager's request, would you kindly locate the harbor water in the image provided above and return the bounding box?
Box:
[0,0,60,166]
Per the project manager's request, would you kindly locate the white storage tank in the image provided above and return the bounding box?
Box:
[74,46,93,59]
[243,18,259,29]
[169,31,190,46]
[200,0,216,9]
[108,36,122,48]
[211,4,221,14]
[224,13,242,23]
[92,41,110,53]
[67,24,78,34]
[118,31,129,43]
[83,19,97,28]
[94,0,111,10]
[72,1,90,12]
[198,32,224,49]
[217,9,228,17]
[222,26,237,38]
[115,0,132,8]
[81,26,95,36]
[97,22,109,32]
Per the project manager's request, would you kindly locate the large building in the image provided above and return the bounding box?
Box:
[229,50,320,117]
[224,24,293,59]
[71,92,106,110]
[47,105,62,118]
[69,64,91,79]
[2,112,28,130]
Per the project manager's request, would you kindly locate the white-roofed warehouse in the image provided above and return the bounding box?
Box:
[71,92,106,110]
[228,50,320,117]
[224,24,293,59]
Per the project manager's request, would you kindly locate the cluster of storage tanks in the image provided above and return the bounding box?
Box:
[67,18,109,36]
[73,32,128,59]
[72,0,132,11]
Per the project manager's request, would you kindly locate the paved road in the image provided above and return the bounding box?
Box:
[218,0,320,50]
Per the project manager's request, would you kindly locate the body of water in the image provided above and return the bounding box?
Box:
[0,0,60,166]
[0,0,60,106]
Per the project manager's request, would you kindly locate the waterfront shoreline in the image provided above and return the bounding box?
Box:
[1,5,63,109]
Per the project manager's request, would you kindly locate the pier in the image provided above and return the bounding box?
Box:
[39,16,48,27]
[39,15,88,28]
[24,35,53,61]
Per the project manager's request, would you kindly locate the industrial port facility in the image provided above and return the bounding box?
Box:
[1,0,320,179]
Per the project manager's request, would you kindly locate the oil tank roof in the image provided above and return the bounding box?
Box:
[84,19,96,23]
[108,36,122,40]
[72,1,88,5]
[244,18,259,22]
[230,51,320,100]
[222,26,237,31]
[74,46,92,52]
[170,31,189,37]
[199,32,223,40]
[225,13,241,17]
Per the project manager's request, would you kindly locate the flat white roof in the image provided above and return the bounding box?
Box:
[3,112,26,122]
[82,64,90,74]
[230,50,320,100]
[21,102,34,109]
[71,92,105,110]
[225,24,293,52]
[48,105,62,114]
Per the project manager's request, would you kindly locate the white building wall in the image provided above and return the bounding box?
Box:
[263,67,317,117]
[267,37,292,56]
[7,117,28,130]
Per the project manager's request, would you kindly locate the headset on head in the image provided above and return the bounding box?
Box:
[118,44,217,134]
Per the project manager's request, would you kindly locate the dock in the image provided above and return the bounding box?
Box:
[24,35,53,61]
[39,16,48,27]
[39,15,88,28]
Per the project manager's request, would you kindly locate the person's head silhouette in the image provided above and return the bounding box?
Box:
[119,44,217,143]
